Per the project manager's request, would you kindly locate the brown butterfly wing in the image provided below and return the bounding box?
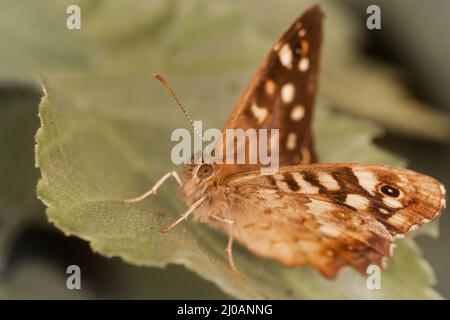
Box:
[208,187,387,278]
[214,5,324,177]
[211,164,446,277]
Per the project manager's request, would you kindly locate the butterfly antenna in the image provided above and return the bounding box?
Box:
[153,73,203,143]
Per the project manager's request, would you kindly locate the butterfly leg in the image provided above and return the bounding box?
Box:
[210,215,237,273]
[123,170,182,203]
[160,197,205,233]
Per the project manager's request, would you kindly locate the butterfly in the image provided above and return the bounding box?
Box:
[124,5,446,278]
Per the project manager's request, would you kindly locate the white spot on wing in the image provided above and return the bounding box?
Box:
[290,105,305,121]
[383,197,403,209]
[387,214,407,229]
[251,103,268,124]
[352,168,378,196]
[286,133,297,150]
[255,189,280,201]
[317,172,340,191]
[298,57,309,72]
[345,194,370,210]
[265,79,276,96]
[319,225,341,238]
[281,83,295,104]
[278,44,293,69]
[299,29,306,37]
[292,172,319,194]
[274,174,291,193]
[307,199,333,215]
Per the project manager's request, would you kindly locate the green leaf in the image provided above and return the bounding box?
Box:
[36,73,440,299]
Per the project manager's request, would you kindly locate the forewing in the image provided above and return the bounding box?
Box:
[213,5,324,177]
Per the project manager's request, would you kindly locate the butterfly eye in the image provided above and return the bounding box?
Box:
[379,184,401,198]
[197,164,214,179]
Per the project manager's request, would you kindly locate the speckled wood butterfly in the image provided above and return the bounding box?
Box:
[124,5,446,278]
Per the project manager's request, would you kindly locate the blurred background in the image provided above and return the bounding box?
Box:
[0,0,449,299]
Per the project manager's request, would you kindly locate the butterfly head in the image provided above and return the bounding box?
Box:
[184,161,216,183]
[181,160,220,204]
